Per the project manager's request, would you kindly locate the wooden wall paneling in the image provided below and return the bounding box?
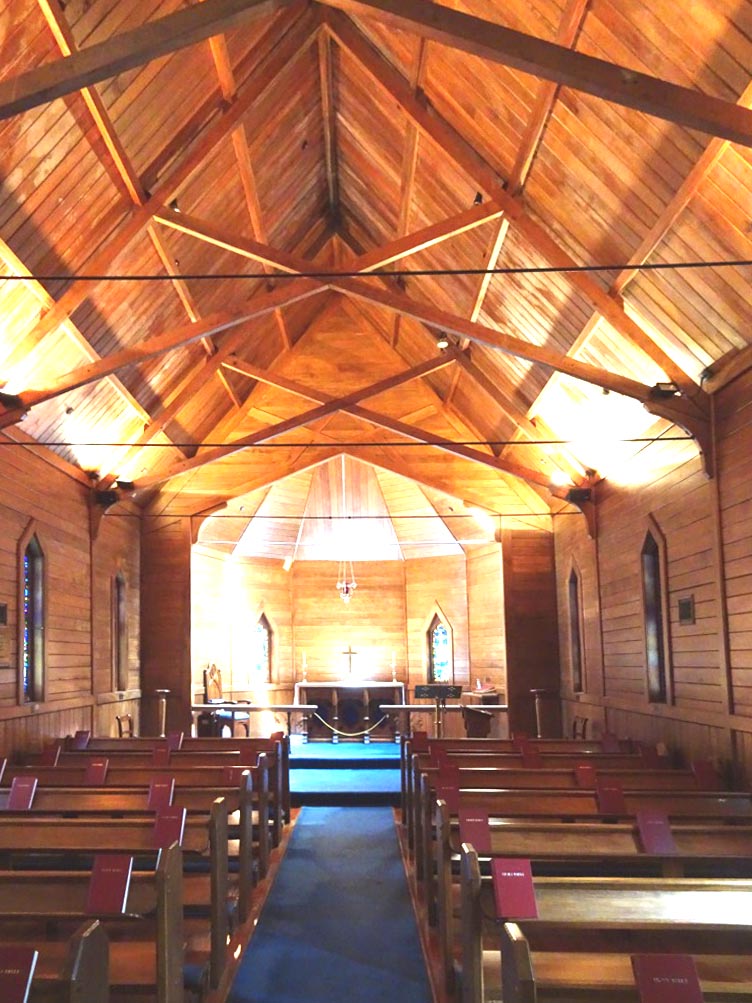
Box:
[141,514,192,734]
[229,557,293,699]
[404,554,470,693]
[554,509,606,738]
[91,501,141,725]
[0,441,92,705]
[466,543,505,693]
[717,370,752,725]
[502,529,561,737]
[292,559,406,684]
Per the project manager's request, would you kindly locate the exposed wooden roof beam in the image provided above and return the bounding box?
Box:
[31,0,216,447]
[155,196,505,276]
[453,351,587,483]
[132,352,464,490]
[317,0,752,146]
[221,347,459,402]
[147,227,242,408]
[95,280,326,489]
[330,276,657,401]
[0,9,316,376]
[209,32,292,351]
[318,28,340,217]
[462,0,589,331]
[0,242,183,460]
[36,0,147,205]
[396,35,430,238]
[525,82,752,427]
[0,0,299,120]
[3,281,325,429]
[324,10,704,405]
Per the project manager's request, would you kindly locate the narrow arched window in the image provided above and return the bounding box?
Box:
[568,568,584,693]
[428,614,452,683]
[112,573,128,692]
[642,531,668,703]
[254,613,272,683]
[21,534,44,703]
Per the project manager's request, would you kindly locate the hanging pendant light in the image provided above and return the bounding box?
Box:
[336,457,357,603]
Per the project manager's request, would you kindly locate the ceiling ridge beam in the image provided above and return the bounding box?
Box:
[316,0,752,146]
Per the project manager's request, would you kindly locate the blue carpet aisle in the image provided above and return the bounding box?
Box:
[228,806,433,1003]
[289,738,401,806]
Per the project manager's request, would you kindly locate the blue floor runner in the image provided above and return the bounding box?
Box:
[229,806,433,1003]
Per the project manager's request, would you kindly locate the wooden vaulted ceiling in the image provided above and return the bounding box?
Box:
[1,0,751,544]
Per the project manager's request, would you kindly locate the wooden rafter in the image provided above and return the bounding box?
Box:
[155,197,505,276]
[316,0,752,146]
[323,10,705,405]
[209,32,292,351]
[0,0,300,121]
[95,279,326,489]
[395,32,430,238]
[3,281,326,427]
[330,277,660,401]
[0,9,317,378]
[318,28,340,216]
[132,352,463,490]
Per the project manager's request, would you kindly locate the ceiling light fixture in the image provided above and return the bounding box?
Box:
[436,332,450,350]
[336,457,357,603]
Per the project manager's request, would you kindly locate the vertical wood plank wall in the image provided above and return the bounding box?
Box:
[503,530,561,736]
[141,515,191,733]
[0,438,140,754]
[555,374,752,778]
[467,543,506,692]
[405,554,470,690]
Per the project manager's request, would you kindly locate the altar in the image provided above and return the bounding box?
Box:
[293,680,406,742]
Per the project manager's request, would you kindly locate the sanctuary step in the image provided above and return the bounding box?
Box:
[289,737,400,807]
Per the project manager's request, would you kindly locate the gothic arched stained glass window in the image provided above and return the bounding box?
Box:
[641,530,670,704]
[21,533,44,704]
[254,613,272,683]
[428,613,452,683]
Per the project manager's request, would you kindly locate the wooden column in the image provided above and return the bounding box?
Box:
[502,529,562,737]
[140,515,192,734]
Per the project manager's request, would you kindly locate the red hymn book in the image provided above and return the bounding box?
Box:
[632,954,704,1003]
[0,947,38,1003]
[86,854,133,915]
[491,858,538,919]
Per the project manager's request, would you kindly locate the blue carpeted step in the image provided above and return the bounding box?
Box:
[292,756,398,770]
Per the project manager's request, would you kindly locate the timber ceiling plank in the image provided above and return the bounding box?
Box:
[316,0,752,146]
[323,9,705,403]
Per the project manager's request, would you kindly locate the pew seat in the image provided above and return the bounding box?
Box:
[460,845,752,1003]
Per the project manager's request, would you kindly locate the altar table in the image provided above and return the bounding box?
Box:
[293,681,406,742]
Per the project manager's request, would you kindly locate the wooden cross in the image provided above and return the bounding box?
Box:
[342,644,358,676]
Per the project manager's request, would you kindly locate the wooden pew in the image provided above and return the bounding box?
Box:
[5,920,109,1003]
[435,799,752,990]
[0,806,227,991]
[459,845,752,1003]
[59,733,291,829]
[0,844,185,1003]
[407,750,669,853]
[400,735,637,826]
[413,763,744,889]
[417,784,752,916]
[2,759,270,884]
